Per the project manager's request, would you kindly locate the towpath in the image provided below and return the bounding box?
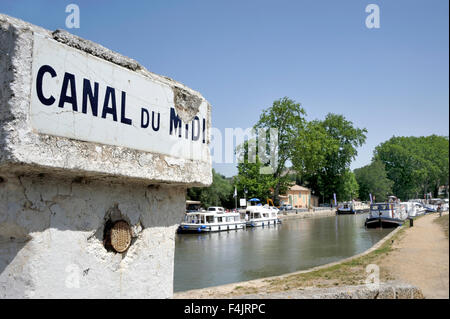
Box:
[379,212,449,299]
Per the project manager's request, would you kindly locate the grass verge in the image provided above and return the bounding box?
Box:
[433,214,449,238]
[228,226,407,296]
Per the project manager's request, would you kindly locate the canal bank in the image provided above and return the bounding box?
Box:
[174,212,449,299]
[379,212,449,299]
[173,219,401,298]
[173,213,391,293]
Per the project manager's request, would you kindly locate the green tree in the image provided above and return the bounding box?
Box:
[374,135,449,200]
[187,169,234,208]
[253,97,306,205]
[292,113,367,203]
[354,160,393,201]
[337,169,360,201]
[234,140,275,202]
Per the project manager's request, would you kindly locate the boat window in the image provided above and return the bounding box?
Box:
[188,215,198,223]
[205,216,214,223]
[208,208,216,212]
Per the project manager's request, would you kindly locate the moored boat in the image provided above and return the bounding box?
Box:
[243,198,281,227]
[365,197,408,228]
[337,201,370,214]
[404,201,426,217]
[178,206,246,233]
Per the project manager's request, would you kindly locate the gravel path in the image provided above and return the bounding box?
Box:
[380,212,449,299]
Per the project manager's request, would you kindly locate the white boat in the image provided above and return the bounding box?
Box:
[178,206,246,233]
[405,200,426,217]
[365,196,408,228]
[243,199,281,227]
[185,200,202,213]
[427,198,449,212]
[402,201,426,217]
[443,199,449,212]
[337,201,370,214]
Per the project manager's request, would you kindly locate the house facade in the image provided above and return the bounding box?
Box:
[279,184,319,208]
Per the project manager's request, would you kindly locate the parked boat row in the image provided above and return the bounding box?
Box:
[364,196,448,229]
[177,199,281,233]
[180,196,447,233]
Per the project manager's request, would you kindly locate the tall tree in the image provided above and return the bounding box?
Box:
[254,97,306,205]
[292,113,367,203]
[337,169,360,202]
[234,140,276,202]
[374,135,449,200]
[354,160,393,201]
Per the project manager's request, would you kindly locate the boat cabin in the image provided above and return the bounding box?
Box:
[207,206,225,213]
[183,211,241,224]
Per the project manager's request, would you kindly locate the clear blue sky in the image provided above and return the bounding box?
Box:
[2,0,448,177]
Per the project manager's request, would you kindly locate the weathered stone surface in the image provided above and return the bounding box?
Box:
[0,173,184,298]
[0,13,212,187]
[235,282,424,299]
[0,13,211,298]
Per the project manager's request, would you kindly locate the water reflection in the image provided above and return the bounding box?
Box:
[173,213,391,292]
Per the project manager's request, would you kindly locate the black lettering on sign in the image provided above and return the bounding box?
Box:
[192,116,200,141]
[202,118,206,143]
[58,72,78,111]
[152,111,160,131]
[170,107,182,138]
[82,78,99,116]
[34,65,208,145]
[36,65,57,106]
[101,86,118,122]
[141,108,149,128]
[120,91,132,125]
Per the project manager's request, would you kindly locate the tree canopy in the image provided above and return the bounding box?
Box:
[235,99,367,205]
[354,160,393,202]
[374,135,449,200]
[292,113,367,203]
[253,97,306,205]
[187,169,234,208]
[234,140,277,203]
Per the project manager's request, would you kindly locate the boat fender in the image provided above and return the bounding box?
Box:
[197,227,201,232]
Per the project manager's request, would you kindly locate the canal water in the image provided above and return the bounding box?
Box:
[173,213,392,292]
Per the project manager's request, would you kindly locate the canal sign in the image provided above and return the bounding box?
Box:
[31,34,208,161]
[1,13,212,298]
